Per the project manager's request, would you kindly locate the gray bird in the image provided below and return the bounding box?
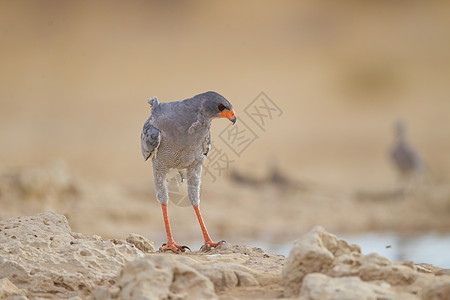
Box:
[141,91,236,253]
[390,120,423,180]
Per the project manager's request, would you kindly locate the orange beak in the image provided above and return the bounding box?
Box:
[219,108,237,124]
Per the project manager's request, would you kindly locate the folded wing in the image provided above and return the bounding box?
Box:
[141,119,161,161]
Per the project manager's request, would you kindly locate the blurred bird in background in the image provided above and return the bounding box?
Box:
[390,119,424,191]
[141,92,236,253]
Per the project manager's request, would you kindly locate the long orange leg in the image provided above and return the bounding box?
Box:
[193,204,225,251]
[159,204,190,253]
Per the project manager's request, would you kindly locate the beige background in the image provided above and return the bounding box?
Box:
[1,1,449,244]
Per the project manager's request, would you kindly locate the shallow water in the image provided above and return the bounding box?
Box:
[257,233,450,269]
[152,232,450,268]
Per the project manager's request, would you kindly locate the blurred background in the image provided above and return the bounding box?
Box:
[1,1,449,266]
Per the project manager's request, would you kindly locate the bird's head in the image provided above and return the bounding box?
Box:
[200,91,237,124]
[394,119,406,138]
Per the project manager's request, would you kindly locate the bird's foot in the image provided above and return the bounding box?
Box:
[200,239,226,251]
[159,242,191,253]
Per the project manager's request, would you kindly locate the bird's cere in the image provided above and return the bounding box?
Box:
[219,108,237,124]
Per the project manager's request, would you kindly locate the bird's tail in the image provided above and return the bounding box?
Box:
[148,97,159,107]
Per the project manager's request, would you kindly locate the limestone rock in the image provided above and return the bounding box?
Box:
[421,282,450,300]
[436,269,450,276]
[0,278,26,299]
[359,262,418,286]
[1,212,449,300]
[126,233,155,253]
[299,273,416,300]
[93,244,278,298]
[190,261,259,292]
[188,243,283,290]
[282,226,450,299]
[0,211,142,299]
[0,212,286,299]
[109,255,217,300]
[282,226,361,296]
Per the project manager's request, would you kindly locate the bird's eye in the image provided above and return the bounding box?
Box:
[218,104,226,111]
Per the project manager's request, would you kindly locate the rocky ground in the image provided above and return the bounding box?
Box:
[1,162,449,245]
[1,211,449,300]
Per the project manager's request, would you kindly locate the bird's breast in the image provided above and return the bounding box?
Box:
[152,111,209,168]
[155,141,205,169]
[154,129,207,169]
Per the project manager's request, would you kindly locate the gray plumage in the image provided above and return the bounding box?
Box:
[141,117,161,160]
[141,91,235,207]
[390,120,423,178]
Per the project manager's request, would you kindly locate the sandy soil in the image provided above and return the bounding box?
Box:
[1,161,449,247]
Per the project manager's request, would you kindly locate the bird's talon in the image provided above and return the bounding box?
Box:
[200,240,225,251]
[182,245,191,251]
[159,242,188,253]
[200,244,211,251]
[199,244,211,251]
